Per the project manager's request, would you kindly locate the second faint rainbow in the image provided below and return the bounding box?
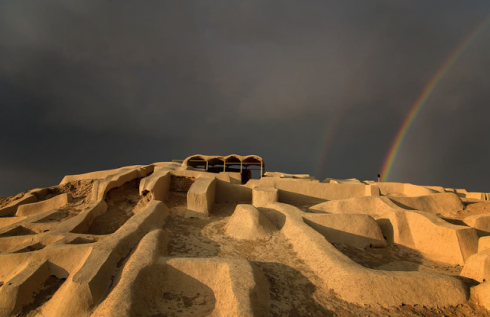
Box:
[381,14,490,182]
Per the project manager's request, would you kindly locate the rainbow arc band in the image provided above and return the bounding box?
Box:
[380,14,490,182]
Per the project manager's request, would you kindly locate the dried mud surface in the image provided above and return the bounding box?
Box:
[333,243,463,275]
[160,194,490,317]
[0,180,95,221]
[1,172,490,316]
[152,270,216,317]
[52,181,95,224]
[41,180,96,224]
[164,192,188,216]
[169,176,195,192]
[44,179,94,201]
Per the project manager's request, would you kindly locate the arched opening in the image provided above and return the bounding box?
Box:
[181,154,265,184]
[223,155,241,172]
[206,157,225,173]
[185,155,207,170]
[242,156,264,183]
[222,155,245,183]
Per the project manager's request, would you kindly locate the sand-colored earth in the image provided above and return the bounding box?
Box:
[0,156,490,316]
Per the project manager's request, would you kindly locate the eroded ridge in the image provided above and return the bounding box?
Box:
[0,156,489,316]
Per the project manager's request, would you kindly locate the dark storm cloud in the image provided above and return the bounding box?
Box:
[1,0,490,196]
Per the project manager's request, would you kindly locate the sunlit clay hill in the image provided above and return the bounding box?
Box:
[2,154,490,317]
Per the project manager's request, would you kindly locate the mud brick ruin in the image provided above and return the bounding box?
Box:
[1,154,490,316]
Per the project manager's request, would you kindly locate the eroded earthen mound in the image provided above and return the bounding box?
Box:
[0,156,490,316]
[225,204,277,240]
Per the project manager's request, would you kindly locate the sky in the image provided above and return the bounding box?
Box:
[1,0,490,196]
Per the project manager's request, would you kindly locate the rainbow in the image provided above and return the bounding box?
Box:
[380,14,490,182]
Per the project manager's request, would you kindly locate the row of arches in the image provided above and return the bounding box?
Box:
[182,154,265,183]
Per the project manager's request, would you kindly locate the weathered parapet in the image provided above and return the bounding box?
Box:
[168,169,237,181]
[252,188,278,207]
[91,165,153,201]
[247,178,378,204]
[139,168,173,201]
[472,282,490,310]
[388,192,464,215]
[185,177,216,217]
[374,182,435,197]
[450,188,489,202]
[464,214,490,235]
[91,229,168,317]
[309,196,396,216]
[424,186,446,193]
[263,202,469,307]
[460,249,490,283]
[403,183,439,196]
[377,209,478,265]
[467,192,486,200]
[303,213,387,248]
[454,188,468,197]
[0,216,27,229]
[59,165,142,185]
[365,184,379,196]
[323,178,361,184]
[215,180,252,203]
[0,188,49,218]
[0,194,37,217]
[479,237,490,253]
[247,177,372,201]
[266,172,315,180]
[40,200,169,317]
[0,234,64,254]
[224,259,270,317]
[220,172,242,184]
[170,169,216,179]
[152,162,181,172]
[16,193,73,217]
[310,196,478,265]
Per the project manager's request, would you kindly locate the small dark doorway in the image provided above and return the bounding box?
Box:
[241,169,252,184]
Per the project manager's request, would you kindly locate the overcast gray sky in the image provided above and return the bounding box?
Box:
[1,0,490,196]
